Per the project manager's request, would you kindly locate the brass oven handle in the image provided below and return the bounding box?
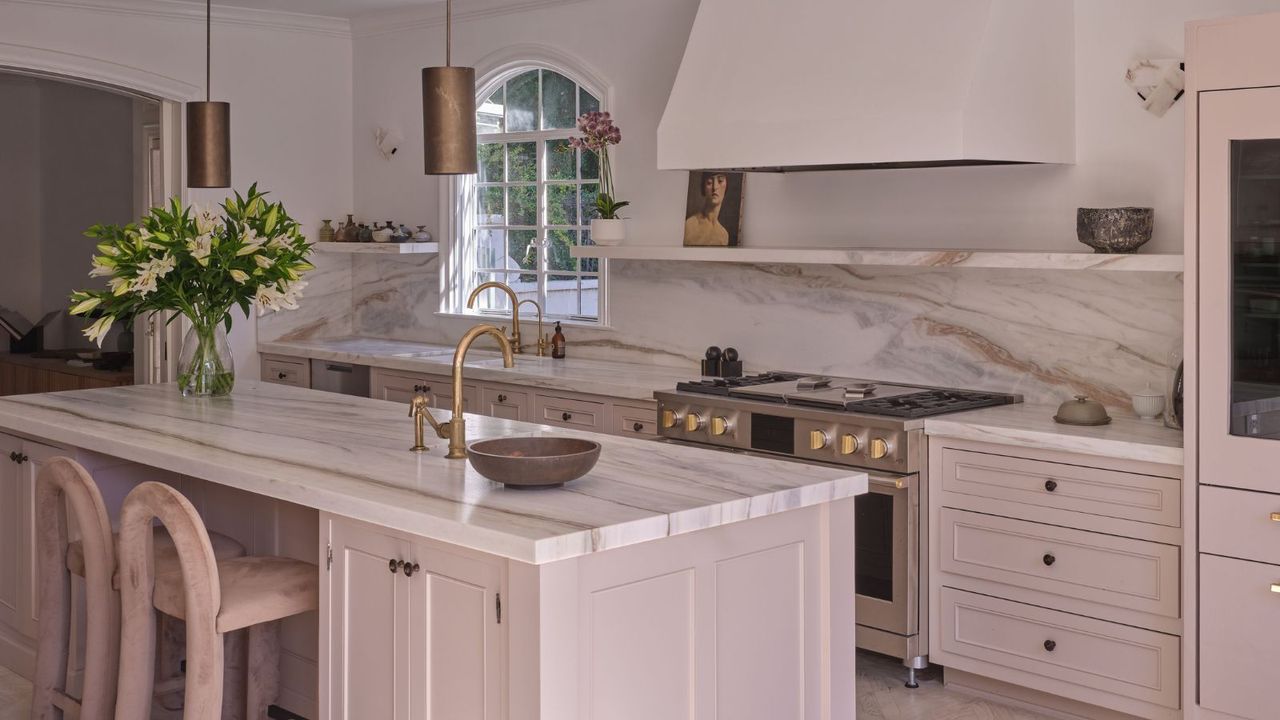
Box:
[1271,583,1280,594]
[1271,512,1280,522]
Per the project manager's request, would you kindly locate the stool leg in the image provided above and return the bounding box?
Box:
[156,614,186,712]
[246,622,280,720]
[181,622,225,720]
[31,557,70,720]
[222,629,247,720]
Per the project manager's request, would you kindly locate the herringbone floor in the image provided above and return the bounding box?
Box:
[0,652,1061,719]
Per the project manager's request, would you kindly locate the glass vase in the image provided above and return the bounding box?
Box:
[178,321,235,397]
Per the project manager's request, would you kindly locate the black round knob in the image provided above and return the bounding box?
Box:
[1043,639,1056,652]
[705,346,722,361]
[723,347,739,362]
[278,372,288,380]
[413,384,422,392]
[1045,479,1058,492]
[7,451,15,463]
[562,412,572,421]
[633,422,644,432]
[498,394,508,403]
[1043,553,1056,567]
[403,562,420,578]
[389,559,400,574]
[15,454,26,465]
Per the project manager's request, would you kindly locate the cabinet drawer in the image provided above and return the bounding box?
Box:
[940,448,1180,527]
[941,508,1180,619]
[534,394,605,431]
[1200,554,1280,719]
[371,369,475,412]
[481,386,531,422]
[262,356,309,388]
[1201,485,1280,565]
[612,402,657,437]
[939,588,1180,716]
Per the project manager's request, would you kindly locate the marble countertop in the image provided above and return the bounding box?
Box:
[0,382,866,564]
[259,336,693,402]
[924,403,1184,466]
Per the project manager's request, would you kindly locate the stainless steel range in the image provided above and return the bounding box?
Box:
[655,372,1020,687]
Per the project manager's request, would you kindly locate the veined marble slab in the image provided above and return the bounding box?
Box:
[0,383,865,564]
[924,403,1183,466]
[259,336,694,402]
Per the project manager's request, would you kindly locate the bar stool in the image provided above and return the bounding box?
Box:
[115,481,319,720]
[31,458,246,720]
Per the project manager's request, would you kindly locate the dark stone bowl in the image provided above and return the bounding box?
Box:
[467,436,601,488]
[1076,207,1154,253]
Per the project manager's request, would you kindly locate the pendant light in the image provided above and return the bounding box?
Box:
[187,0,230,188]
[421,0,478,175]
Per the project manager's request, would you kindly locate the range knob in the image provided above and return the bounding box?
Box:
[710,416,731,436]
[869,438,891,460]
[685,412,706,432]
[840,434,860,456]
[809,430,829,451]
[661,409,680,429]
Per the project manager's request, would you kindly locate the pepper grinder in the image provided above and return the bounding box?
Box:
[701,346,722,377]
[720,347,743,378]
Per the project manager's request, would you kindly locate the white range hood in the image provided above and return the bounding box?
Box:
[657,0,1076,172]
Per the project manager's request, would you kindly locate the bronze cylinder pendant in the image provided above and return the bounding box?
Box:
[187,100,231,188]
[422,66,478,175]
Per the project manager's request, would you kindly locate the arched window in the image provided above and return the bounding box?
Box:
[447,66,605,325]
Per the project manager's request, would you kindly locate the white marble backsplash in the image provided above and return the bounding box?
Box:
[263,253,1183,413]
[256,252,354,342]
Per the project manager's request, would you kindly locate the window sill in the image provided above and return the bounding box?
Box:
[434,310,614,331]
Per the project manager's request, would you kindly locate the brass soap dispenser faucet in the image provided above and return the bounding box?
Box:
[409,323,515,458]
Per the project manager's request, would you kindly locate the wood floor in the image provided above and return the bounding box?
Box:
[0,651,1060,720]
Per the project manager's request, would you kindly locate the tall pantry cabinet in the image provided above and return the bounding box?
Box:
[1187,13,1280,720]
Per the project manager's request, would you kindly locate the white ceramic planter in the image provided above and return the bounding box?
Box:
[590,218,626,246]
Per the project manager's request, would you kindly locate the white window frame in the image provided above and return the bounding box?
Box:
[440,54,611,327]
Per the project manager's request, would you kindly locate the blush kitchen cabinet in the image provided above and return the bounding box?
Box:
[321,514,504,720]
[371,368,477,413]
[480,386,531,422]
[928,437,1183,720]
[261,354,311,389]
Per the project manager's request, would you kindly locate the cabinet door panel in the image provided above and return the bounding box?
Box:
[408,543,503,720]
[327,520,411,720]
[481,387,530,422]
[0,433,21,633]
[1200,554,1280,719]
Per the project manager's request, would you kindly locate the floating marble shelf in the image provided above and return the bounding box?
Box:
[570,245,1183,271]
[314,241,439,255]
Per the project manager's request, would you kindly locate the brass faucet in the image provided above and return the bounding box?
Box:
[409,324,515,459]
[466,281,523,354]
[518,298,548,356]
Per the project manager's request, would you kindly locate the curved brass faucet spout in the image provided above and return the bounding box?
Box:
[420,324,514,460]
[466,281,523,353]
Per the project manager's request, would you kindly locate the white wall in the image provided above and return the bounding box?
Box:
[0,0,356,378]
[0,75,44,351]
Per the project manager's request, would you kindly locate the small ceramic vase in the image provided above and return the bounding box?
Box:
[318,219,335,243]
[590,218,626,246]
[357,224,373,243]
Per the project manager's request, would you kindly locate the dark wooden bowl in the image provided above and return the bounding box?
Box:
[467,437,601,488]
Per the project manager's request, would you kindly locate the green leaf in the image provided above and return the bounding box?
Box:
[264,205,279,234]
[238,299,251,318]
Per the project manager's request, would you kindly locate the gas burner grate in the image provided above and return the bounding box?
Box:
[846,389,1015,418]
[676,371,803,396]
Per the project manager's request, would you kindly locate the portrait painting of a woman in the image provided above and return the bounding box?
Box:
[683,171,744,247]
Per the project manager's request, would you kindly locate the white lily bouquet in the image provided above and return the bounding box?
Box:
[70,185,314,397]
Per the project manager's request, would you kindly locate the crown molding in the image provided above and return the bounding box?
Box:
[350,0,586,39]
[7,0,353,38]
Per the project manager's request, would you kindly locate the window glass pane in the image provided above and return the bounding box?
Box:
[580,274,599,317]
[547,184,578,226]
[509,229,538,280]
[477,143,504,183]
[546,139,575,181]
[547,228,576,271]
[580,147,599,180]
[579,87,600,116]
[477,88,504,134]
[508,141,536,182]
[478,187,505,225]
[581,256,599,273]
[508,185,536,226]
[506,70,539,132]
[547,274,579,317]
[541,70,576,130]
[473,272,511,312]
[580,183,599,221]
[477,229,506,269]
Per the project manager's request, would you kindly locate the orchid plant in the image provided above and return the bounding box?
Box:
[562,111,628,220]
[69,185,314,395]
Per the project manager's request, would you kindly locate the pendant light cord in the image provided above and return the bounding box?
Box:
[446,0,452,67]
[205,0,211,101]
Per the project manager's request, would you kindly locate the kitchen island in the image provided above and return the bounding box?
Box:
[0,382,866,720]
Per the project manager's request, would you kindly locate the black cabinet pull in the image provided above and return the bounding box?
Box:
[562,412,572,422]
[1043,639,1056,652]
[403,562,420,578]
[497,394,508,403]
[633,422,644,432]
[389,559,400,574]
[1044,479,1058,492]
[12,453,27,465]
[1042,553,1056,567]
[278,372,288,380]
[7,451,16,463]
